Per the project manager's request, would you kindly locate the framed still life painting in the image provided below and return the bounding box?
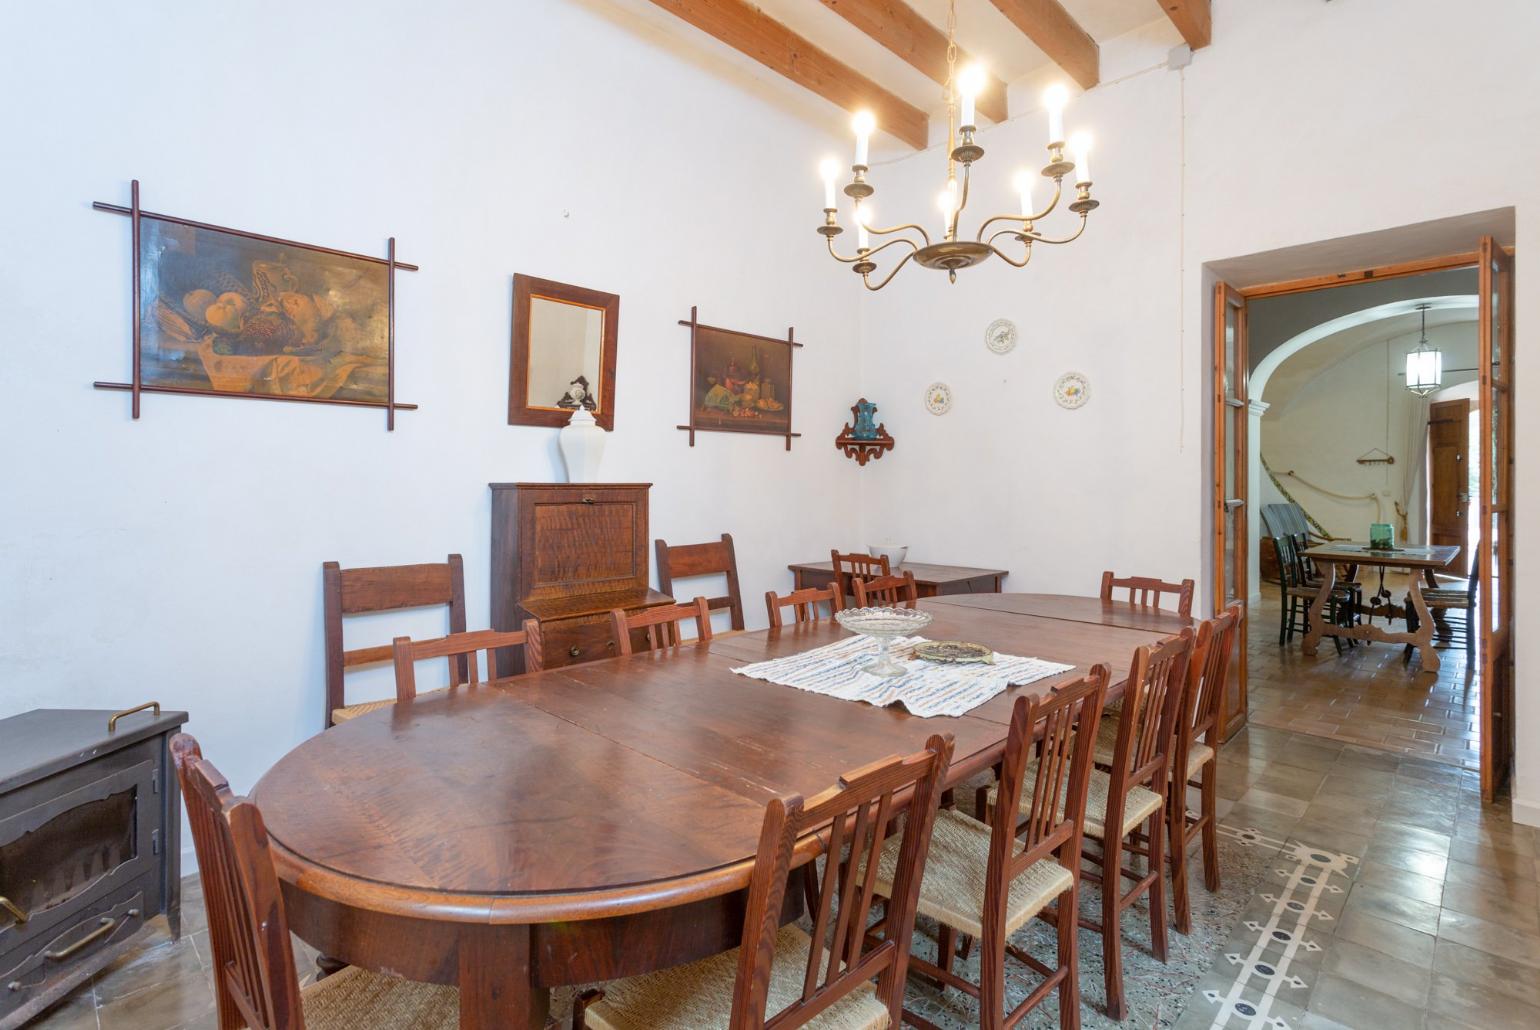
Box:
[508,273,619,431]
[93,181,417,427]
[676,307,801,450]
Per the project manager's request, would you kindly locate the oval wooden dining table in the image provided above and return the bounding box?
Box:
[252,594,1189,1029]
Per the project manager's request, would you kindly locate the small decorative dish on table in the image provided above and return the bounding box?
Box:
[913,640,995,665]
[835,606,933,677]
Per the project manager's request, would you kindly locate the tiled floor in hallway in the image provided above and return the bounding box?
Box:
[30,726,1538,1030]
[1247,571,1479,768]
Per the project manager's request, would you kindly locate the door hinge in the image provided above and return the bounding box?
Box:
[152,829,161,856]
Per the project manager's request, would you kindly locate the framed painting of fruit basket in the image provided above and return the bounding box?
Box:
[92,180,418,428]
[676,306,802,450]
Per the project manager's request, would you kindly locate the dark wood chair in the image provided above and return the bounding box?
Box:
[391,624,544,703]
[888,668,1108,1030]
[323,555,466,728]
[1098,570,1195,618]
[1271,532,1355,653]
[831,549,890,601]
[610,596,713,656]
[1408,544,1478,658]
[852,571,919,609]
[1166,603,1240,934]
[765,583,843,628]
[655,533,745,632]
[1079,630,1193,1020]
[573,734,955,1030]
[169,734,458,1029]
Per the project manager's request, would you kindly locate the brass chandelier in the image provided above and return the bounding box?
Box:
[817,0,1099,290]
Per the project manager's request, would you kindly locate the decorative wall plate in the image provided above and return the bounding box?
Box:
[924,382,953,415]
[985,318,1017,354]
[1053,372,1089,409]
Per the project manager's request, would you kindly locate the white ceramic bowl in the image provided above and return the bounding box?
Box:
[868,543,908,569]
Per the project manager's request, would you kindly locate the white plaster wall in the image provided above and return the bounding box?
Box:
[0,0,864,801]
[858,0,1540,819]
[1261,326,1478,540]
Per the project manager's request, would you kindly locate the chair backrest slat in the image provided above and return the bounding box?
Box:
[1098,570,1195,618]
[1104,631,1194,841]
[323,554,467,727]
[851,572,918,609]
[830,550,889,600]
[656,534,745,631]
[1177,604,1242,769]
[171,734,305,1030]
[765,584,843,628]
[991,669,1109,887]
[729,735,954,1030]
[610,596,713,656]
[391,622,544,702]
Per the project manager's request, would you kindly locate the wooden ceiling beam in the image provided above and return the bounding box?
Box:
[818,0,1008,124]
[645,0,930,149]
[986,0,1099,90]
[1159,0,1212,50]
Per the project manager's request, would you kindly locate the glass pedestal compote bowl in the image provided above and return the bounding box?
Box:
[835,606,934,677]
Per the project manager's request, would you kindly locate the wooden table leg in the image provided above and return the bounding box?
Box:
[1300,560,1335,657]
[458,925,548,1030]
[1405,572,1442,674]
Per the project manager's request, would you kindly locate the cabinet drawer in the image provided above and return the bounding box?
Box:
[541,616,619,669]
[1,889,145,1026]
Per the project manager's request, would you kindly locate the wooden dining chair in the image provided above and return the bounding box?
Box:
[1098,570,1195,618]
[852,571,919,609]
[1076,630,1191,1019]
[573,734,955,1030]
[322,555,467,728]
[764,583,843,628]
[656,533,746,632]
[169,734,458,1029]
[883,668,1108,1030]
[610,596,713,656]
[1167,604,1241,934]
[831,549,890,600]
[391,624,544,703]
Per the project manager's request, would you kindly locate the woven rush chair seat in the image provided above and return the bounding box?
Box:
[984,768,1162,842]
[330,690,448,724]
[301,966,458,1029]
[1091,717,1213,780]
[868,808,1073,940]
[583,924,888,1030]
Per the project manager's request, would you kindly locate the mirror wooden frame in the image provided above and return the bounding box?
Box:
[508,273,619,430]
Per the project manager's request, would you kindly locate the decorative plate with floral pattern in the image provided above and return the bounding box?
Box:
[924,382,953,415]
[1053,372,1089,409]
[985,318,1018,354]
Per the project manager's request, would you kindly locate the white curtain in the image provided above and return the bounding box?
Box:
[1401,394,1431,543]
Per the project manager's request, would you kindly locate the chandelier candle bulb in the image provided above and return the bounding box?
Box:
[819,158,839,210]
[959,63,985,129]
[1070,132,1092,185]
[1014,170,1034,217]
[1043,84,1068,144]
[852,110,875,168]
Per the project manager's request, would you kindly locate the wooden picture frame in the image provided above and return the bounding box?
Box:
[508,274,619,431]
[676,306,802,451]
[92,180,418,429]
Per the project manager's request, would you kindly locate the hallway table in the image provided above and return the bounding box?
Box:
[252,594,1185,1029]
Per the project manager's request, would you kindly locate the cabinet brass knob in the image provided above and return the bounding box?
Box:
[568,646,581,657]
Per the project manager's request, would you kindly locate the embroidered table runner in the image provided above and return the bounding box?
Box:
[732,634,1073,718]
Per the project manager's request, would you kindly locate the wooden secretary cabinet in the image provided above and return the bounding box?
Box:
[490,483,674,675]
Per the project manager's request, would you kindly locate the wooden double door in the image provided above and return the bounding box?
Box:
[1212,238,1515,801]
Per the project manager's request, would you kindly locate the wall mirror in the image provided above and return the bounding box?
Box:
[509,273,619,430]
